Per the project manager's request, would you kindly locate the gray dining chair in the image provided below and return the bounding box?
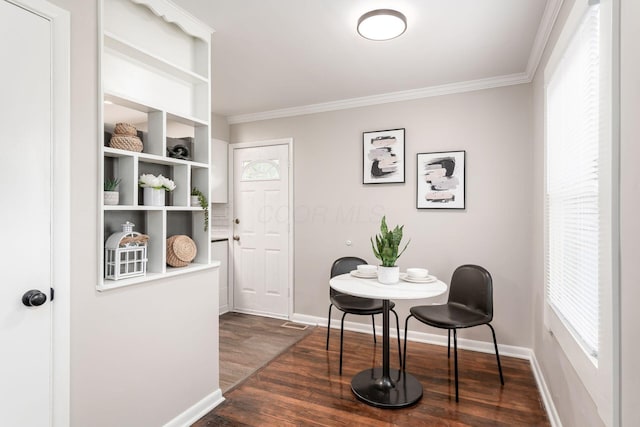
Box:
[403,264,504,401]
[326,256,402,374]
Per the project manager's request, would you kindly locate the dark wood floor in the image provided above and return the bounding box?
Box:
[219,312,313,392]
[197,327,550,426]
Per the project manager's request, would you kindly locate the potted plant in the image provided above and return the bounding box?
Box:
[371,216,410,284]
[139,173,175,206]
[191,187,209,231]
[104,177,121,206]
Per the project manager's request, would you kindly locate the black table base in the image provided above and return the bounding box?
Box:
[351,367,423,408]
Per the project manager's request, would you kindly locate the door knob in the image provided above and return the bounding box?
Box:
[233,235,240,241]
[22,289,47,307]
[234,218,240,224]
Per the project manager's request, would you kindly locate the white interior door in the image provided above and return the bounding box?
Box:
[233,143,290,318]
[0,2,54,425]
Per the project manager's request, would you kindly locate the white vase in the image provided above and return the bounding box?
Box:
[143,187,165,206]
[190,195,200,207]
[377,266,400,284]
[104,191,119,206]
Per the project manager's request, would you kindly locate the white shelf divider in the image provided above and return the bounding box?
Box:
[100,0,212,290]
[104,31,208,84]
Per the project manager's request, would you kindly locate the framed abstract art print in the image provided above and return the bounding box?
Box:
[416,150,466,209]
[362,128,405,184]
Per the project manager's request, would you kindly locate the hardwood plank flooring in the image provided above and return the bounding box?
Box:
[219,312,313,393]
[198,327,549,426]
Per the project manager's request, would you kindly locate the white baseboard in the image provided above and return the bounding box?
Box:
[291,313,531,359]
[291,312,559,425]
[530,353,563,427]
[163,389,224,427]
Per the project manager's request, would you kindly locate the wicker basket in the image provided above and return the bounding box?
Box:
[166,235,197,267]
[109,135,143,152]
[114,122,137,136]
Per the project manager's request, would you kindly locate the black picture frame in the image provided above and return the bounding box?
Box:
[362,128,405,184]
[416,150,466,209]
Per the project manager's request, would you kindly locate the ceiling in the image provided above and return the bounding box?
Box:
[172,0,558,122]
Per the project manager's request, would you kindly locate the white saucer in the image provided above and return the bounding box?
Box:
[400,273,437,283]
[350,270,377,279]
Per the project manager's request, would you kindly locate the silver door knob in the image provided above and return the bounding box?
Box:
[233,235,240,241]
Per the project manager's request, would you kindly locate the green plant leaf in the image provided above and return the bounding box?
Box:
[370,216,409,267]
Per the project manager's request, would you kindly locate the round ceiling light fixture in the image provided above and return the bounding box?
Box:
[357,9,407,41]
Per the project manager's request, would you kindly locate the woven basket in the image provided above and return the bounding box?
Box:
[166,235,197,267]
[114,122,137,136]
[110,135,143,152]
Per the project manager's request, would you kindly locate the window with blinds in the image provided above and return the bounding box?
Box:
[545,5,601,360]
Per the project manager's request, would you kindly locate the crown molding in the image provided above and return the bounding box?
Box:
[227,72,530,124]
[526,0,564,79]
[226,0,563,125]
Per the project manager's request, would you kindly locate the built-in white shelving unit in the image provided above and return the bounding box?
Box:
[99,0,214,291]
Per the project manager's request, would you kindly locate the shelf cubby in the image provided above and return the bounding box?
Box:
[99,0,213,290]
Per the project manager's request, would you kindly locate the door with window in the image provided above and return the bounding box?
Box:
[232,143,290,318]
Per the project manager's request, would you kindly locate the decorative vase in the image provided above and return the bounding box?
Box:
[143,187,165,206]
[190,195,200,207]
[104,191,119,206]
[377,266,400,284]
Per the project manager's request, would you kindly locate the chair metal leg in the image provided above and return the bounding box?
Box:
[402,315,413,371]
[339,312,347,375]
[371,314,377,344]
[447,329,451,359]
[326,304,333,350]
[487,324,505,385]
[391,308,402,368]
[453,329,459,402]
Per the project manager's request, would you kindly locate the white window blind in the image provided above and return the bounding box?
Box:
[545,5,600,358]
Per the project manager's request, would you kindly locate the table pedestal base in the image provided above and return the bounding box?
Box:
[351,367,423,408]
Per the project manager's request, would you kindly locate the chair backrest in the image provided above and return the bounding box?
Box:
[330,256,367,297]
[447,264,493,319]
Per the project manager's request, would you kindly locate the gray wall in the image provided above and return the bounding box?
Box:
[50,1,220,425]
[43,0,639,425]
[530,2,603,426]
[618,0,638,424]
[531,0,640,426]
[212,112,230,141]
[231,84,534,347]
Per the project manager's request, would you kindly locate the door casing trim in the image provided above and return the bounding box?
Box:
[229,138,294,319]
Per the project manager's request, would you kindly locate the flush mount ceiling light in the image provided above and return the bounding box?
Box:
[357,9,407,41]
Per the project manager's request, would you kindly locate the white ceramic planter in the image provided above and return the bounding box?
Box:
[104,191,119,206]
[190,195,200,207]
[377,266,400,284]
[143,187,165,206]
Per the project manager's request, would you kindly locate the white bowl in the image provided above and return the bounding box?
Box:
[357,264,377,275]
[406,268,429,279]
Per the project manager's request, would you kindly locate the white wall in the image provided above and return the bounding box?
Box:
[49,1,220,425]
[231,84,534,348]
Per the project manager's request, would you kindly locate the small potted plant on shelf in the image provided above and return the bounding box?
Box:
[371,216,410,284]
[104,177,121,206]
[139,173,175,207]
[191,187,209,232]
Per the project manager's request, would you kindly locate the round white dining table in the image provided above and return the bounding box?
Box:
[329,272,447,408]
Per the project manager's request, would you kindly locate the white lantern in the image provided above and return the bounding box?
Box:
[104,221,148,280]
